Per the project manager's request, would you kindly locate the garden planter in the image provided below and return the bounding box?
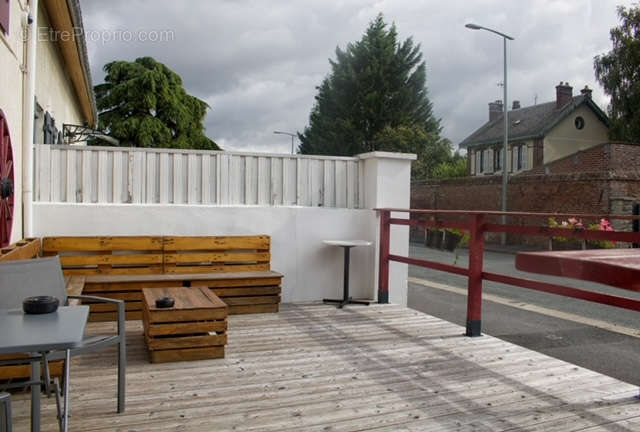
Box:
[551,238,584,251]
[585,240,602,250]
[425,230,443,249]
[442,231,463,252]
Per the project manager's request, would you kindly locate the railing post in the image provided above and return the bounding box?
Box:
[378,209,390,303]
[466,213,485,336]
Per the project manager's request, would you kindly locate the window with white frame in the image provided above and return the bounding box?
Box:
[512,144,528,171]
[483,148,493,174]
[494,148,503,172]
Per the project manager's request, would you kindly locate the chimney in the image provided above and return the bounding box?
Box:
[580,85,592,99]
[556,81,573,108]
[489,100,503,122]
[512,100,521,110]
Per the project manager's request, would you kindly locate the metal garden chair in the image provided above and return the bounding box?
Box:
[0,257,126,423]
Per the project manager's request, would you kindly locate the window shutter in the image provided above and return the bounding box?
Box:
[485,149,493,173]
[522,146,528,170]
[475,151,482,174]
[512,147,518,172]
[0,0,10,35]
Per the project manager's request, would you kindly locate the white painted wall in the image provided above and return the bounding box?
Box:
[0,0,28,244]
[360,152,415,306]
[33,203,377,302]
[32,150,416,305]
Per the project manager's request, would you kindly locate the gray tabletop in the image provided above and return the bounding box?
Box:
[323,240,372,247]
[0,306,89,354]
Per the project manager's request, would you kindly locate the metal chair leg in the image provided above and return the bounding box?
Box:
[117,305,126,413]
[62,349,70,432]
[0,392,11,432]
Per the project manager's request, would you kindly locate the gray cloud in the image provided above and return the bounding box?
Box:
[80,0,633,154]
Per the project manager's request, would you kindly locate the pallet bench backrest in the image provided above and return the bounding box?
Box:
[42,237,164,275]
[163,236,271,274]
[37,235,272,276]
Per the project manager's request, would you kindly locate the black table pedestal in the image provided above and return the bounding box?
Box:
[323,245,370,309]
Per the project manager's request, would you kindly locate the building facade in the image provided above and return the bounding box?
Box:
[461,82,609,177]
[0,0,95,246]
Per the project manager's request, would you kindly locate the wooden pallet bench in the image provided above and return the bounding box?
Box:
[142,286,228,363]
[80,271,282,321]
[40,235,282,321]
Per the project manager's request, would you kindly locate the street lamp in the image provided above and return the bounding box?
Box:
[465,23,514,245]
[273,131,297,154]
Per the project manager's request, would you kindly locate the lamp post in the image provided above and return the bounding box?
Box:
[465,23,514,244]
[273,131,297,154]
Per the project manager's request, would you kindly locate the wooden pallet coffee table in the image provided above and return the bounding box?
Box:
[142,286,228,363]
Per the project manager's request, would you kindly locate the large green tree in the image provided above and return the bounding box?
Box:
[94,57,219,149]
[594,5,640,142]
[298,14,449,177]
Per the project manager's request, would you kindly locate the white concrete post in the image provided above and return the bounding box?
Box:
[357,151,416,306]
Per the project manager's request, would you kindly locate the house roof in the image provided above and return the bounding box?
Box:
[459,95,609,149]
[42,0,97,126]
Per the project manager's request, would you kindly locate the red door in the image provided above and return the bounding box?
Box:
[0,109,14,247]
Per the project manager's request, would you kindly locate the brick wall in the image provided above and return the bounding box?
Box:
[411,142,640,245]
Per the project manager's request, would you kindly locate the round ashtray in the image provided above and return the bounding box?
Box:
[155,297,175,308]
[23,296,60,315]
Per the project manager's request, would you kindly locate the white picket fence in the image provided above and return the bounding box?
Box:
[34,145,362,208]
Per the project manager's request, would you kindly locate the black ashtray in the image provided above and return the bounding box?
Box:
[23,296,59,315]
[155,297,175,308]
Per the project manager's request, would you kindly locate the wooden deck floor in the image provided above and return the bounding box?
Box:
[10,303,640,431]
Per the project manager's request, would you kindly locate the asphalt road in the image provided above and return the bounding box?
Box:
[407,243,640,386]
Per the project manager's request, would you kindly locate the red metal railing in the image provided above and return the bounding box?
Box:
[376,208,640,337]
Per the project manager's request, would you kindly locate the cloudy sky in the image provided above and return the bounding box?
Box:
[79,0,634,154]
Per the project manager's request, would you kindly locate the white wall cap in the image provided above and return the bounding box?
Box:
[356,151,417,161]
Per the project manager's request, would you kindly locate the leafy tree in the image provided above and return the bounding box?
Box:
[432,153,468,179]
[298,13,446,177]
[594,5,640,142]
[94,57,219,150]
[371,125,452,178]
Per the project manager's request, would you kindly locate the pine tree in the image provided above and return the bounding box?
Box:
[94,57,220,150]
[299,14,448,178]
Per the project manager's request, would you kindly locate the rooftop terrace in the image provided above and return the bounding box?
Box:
[10,303,640,431]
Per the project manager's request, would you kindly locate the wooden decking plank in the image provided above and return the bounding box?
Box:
[9,303,640,432]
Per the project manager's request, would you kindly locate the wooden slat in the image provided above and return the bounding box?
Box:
[222,296,280,306]
[228,304,279,314]
[63,266,163,276]
[145,334,227,351]
[191,277,282,288]
[88,310,142,322]
[60,254,163,266]
[210,286,281,297]
[84,271,282,284]
[149,346,225,363]
[0,361,63,380]
[147,320,227,337]
[164,252,270,264]
[163,263,270,274]
[43,236,163,252]
[0,238,41,262]
[89,301,142,313]
[163,236,270,251]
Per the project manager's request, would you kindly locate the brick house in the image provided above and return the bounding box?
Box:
[461,82,609,176]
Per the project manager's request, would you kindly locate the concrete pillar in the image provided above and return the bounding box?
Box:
[358,151,416,306]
